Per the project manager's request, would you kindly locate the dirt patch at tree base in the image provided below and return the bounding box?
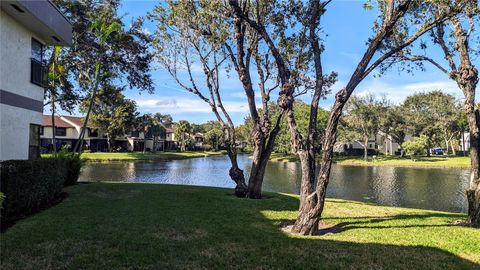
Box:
[281,221,345,236]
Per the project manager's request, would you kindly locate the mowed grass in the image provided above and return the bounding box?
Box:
[2,183,479,269]
[270,153,471,168]
[42,151,226,161]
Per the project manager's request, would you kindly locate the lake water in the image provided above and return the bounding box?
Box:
[79,154,469,213]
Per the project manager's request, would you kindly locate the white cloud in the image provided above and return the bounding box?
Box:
[136,97,249,113]
[355,79,462,104]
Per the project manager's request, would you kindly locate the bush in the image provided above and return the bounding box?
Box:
[202,144,213,151]
[0,158,68,227]
[53,150,84,186]
[402,135,429,159]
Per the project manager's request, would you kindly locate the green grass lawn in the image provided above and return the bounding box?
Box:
[2,183,479,269]
[270,153,471,168]
[42,151,226,161]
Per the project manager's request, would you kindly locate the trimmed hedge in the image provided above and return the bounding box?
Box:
[56,153,83,186]
[0,156,82,228]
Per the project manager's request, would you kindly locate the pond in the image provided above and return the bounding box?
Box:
[79,154,469,213]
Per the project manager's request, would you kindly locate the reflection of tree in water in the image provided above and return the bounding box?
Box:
[79,156,469,212]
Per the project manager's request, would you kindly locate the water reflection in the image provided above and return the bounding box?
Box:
[79,154,469,213]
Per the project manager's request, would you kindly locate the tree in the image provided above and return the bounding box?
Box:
[50,0,154,153]
[403,91,459,156]
[151,113,172,152]
[379,105,408,156]
[402,135,429,159]
[74,20,121,153]
[340,94,387,160]
[204,127,224,151]
[136,114,155,153]
[150,1,249,196]
[45,46,67,153]
[81,85,137,151]
[175,120,192,152]
[380,0,479,226]
[458,111,469,156]
[231,0,461,234]
[274,102,329,155]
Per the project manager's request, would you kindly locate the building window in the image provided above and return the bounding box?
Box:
[55,127,67,136]
[31,38,46,86]
[40,126,44,135]
[29,124,40,159]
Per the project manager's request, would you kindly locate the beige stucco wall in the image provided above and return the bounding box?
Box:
[0,10,44,160]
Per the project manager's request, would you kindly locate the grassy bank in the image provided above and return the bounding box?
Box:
[42,151,226,162]
[2,183,479,269]
[270,153,470,168]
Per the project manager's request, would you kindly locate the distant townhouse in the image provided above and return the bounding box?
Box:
[335,132,413,156]
[41,115,179,152]
[41,115,107,152]
[194,132,204,149]
[0,0,72,160]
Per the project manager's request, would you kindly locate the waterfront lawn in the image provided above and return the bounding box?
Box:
[2,183,479,269]
[270,153,470,168]
[42,151,226,161]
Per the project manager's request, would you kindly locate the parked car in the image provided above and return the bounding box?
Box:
[430,148,444,155]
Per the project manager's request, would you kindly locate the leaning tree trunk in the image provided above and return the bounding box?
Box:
[74,67,101,154]
[225,130,248,197]
[246,117,282,199]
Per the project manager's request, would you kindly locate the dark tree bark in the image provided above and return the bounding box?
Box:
[449,15,480,227]
[232,0,458,234]
[225,10,283,199]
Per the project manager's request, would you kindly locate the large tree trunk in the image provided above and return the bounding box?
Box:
[462,82,480,227]
[227,144,248,197]
[246,116,282,199]
[291,95,345,235]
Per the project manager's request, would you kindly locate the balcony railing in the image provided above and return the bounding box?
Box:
[30,58,47,87]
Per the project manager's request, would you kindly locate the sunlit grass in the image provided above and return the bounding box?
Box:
[2,183,478,269]
[270,153,470,168]
[42,151,226,161]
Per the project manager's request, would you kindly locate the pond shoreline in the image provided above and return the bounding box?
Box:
[43,151,227,162]
[269,153,471,169]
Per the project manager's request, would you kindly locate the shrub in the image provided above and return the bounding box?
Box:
[202,144,213,151]
[402,135,429,159]
[0,158,68,227]
[53,150,84,186]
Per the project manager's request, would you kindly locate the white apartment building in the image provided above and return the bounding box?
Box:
[0,0,71,160]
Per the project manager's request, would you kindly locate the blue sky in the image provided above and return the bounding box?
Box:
[74,1,478,125]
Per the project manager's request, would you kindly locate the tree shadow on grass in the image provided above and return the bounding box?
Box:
[1,183,478,269]
[242,192,478,269]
